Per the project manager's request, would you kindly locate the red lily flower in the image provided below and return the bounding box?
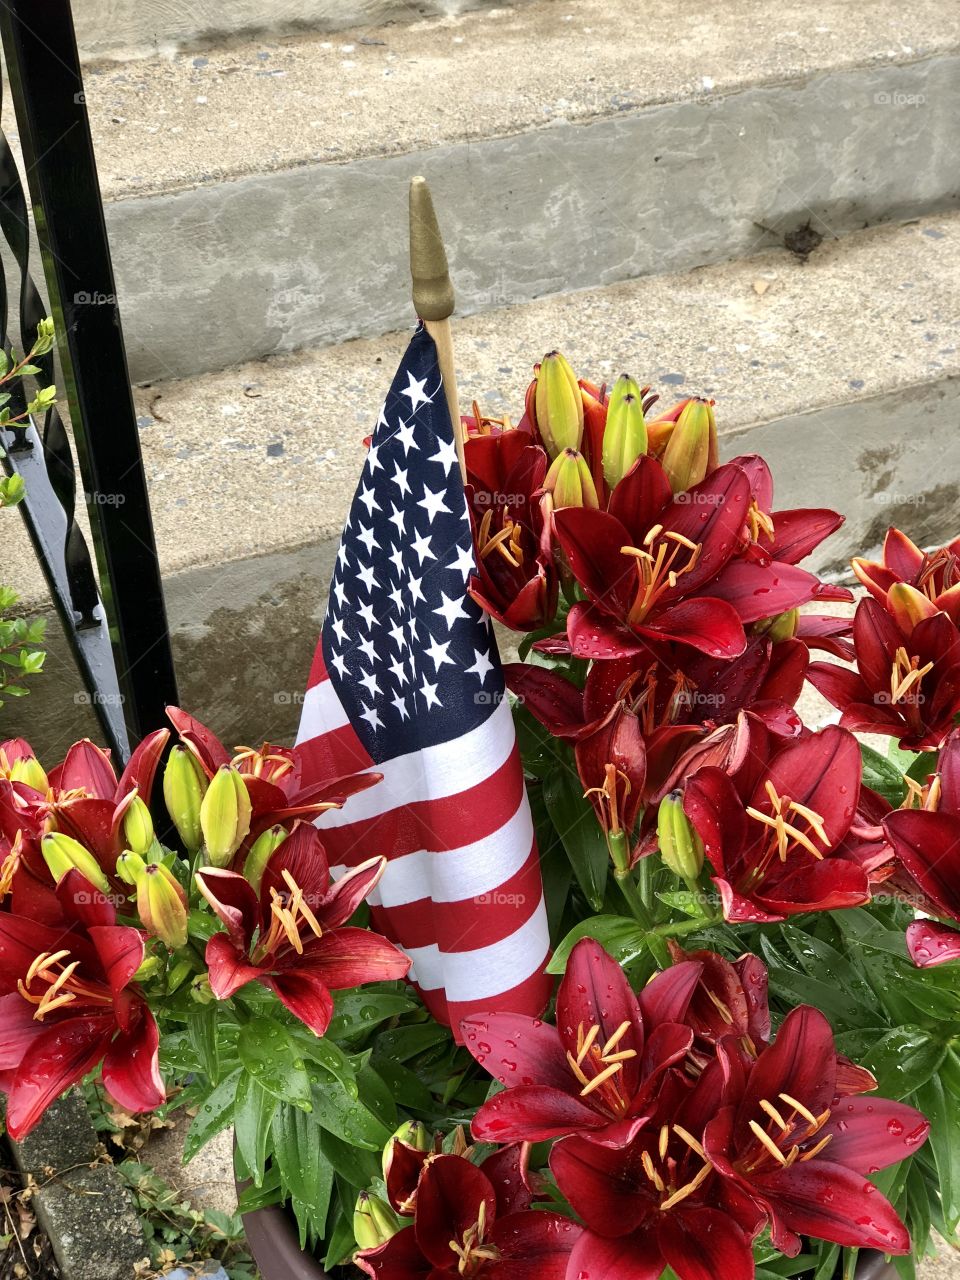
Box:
[196,821,409,1035]
[883,727,960,965]
[807,597,960,750]
[463,429,558,632]
[167,706,379,843]
[853,527,960,625]
[460,938,701,1147]
[0,868,163,1138]
[703,1005,927,1257]
[553,456,824,661]
[356,1152,581,1279]
[0,731,168,921]
[683,726,870,922]
[550,1056,761,1280]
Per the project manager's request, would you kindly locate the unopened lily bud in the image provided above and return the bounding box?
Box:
[602,375,647,488]
[657,792,704,883]
[9,756,48,792]
[200,765,251,867]
[354,1193,401,1251]
[133,954,162,983]
[137,862,189,950]
[660,397,717,494]
[543,447,599,510]
[123,796,155,857]
[41,832,110,893]
[167,958,194,993]
[190,973,215,1004]
[242,825,287,894]
[534,351,584,459]
[116,850,148,886]
[762,608,799,643]
[887,583,936,635]
[382,1120,430,1180]
[163,746,208,852]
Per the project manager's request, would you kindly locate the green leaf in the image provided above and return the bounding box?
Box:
[318,1128,380,1190]
[309,1075,392,1150]
[906,752,939,785]
[233,1073,278,1186]
[543,755,609,911]
[860,743,907,807]
[238,1018,312,1109]
[547,915,648,974]
[862,1028,947,1096]
[915,1074,960,1233]
[183,1068,242,1162]
[271,1103,334,1246]
[187,1003,221,1086]
[326,991,414,1042]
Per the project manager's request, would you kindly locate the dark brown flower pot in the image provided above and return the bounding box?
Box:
[241,1201,329,1279]
[241,1195,900,1280]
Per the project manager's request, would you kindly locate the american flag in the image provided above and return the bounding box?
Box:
[296,324,552,1033]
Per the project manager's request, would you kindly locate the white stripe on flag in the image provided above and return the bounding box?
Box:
[308,693,518,827]
[326,793,534,909]
[296,675,350,736]
[405,895,551,999]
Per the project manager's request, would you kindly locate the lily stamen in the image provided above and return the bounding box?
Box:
[778,1092,820,1129]
[18,949,111,1021]
[641,1150,666,1192]
[659,1161,712,1210]
[749,1119,788,1165]
[759,1098,790,1131]
[672,1124,706,1159]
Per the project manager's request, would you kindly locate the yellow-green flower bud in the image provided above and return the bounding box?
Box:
[602,374,647,488]
[167,958,194,993]
[534,351,584,459]
[123,796,155,857]
[9,756,48,792]
[116,850,148,886]
[382,1120,430,1180]
[163,746,208,852]
[133,954,162,983]
[242,825,287,894]
[199,765,251,867]
[763,608,799,643]
[543,448,599,510]
[353,1193,401,1251]
[137,862,189,950]
[41,832,110,893]
[190,974,215,1004]
[660,397,717,494]
[657,792,705,883]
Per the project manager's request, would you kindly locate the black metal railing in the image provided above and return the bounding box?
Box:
[0,0,178,761]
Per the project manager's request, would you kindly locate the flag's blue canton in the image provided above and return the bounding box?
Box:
[321,324,501,763]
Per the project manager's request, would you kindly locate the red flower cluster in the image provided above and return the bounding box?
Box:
[462,940,927,1280]
[0,730,168,921]
[883,727,960,966]
[197,821,410,1035]
[809,528,960,750]
[356,1141,581,1278]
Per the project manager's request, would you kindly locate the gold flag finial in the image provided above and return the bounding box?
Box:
[409,175,455,321]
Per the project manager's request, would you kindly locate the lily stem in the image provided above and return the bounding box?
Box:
[616,870,670,967]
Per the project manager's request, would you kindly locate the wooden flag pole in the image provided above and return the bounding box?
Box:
[408,175,465,482]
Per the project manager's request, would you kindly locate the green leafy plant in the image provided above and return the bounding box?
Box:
[0,317,57,711]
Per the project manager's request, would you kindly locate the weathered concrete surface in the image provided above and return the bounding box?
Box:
[5,212,959,754]
[8,0,946,378]
[74,0,520,63]
[81,0,960,199]
[141,1114,238,1216]
[5,1090,148,1280]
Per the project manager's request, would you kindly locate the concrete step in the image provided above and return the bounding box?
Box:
[26,0,958,381]
[5,211,959,755]
[75,0,520,64]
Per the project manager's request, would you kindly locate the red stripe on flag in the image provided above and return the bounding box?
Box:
[313,743,527,869]
[445,965,555,1039]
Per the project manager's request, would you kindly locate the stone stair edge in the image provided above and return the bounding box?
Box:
[63,0,960,204]
[4,209,958,607]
